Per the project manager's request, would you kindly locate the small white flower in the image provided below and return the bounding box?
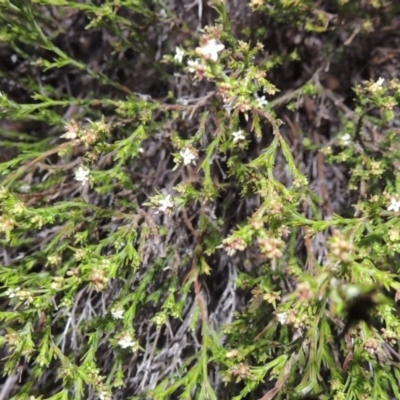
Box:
[174,47,185,63]
[74,166,90,185]
[388,197,400,212]
[180,147,197,166]
[368,77,385,93]
[157,194,174,213]
[18,184,31,194]
[376,77,385,87]
[187,59,200,72]
[196,39,225,61]
[60,131,77,140]
[98,390,111,400]
[60,121,79,140]
[340,133,352,145]
[118,332,137,349]
[256,95,268,107]
[344,285,361,299]
[276,312,288,325]
[232,130,246,143]
[111,308,124,320]
[6,287,20,299]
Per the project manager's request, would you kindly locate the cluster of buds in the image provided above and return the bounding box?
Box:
[86,367,109,399]
[152,313,167,326]
[257,236,284,259]
[251,286,263,299]
[116,331,139,351]
[381,328,397,345]
[267,196,284,216]
[50,276,64,290]
[277,224,290,239]
[30,215,44,229]
[226,349,239,359]
[235,97,251,115]
[217,82,235,105]
[365,77,385,94]
[5,331,19,347]
[90,268,109,291]
[60,120,80,140]
[98,387,112,400]
[0,186,8,200]
[6,287,33,304]
[263,291,281,305]
[221,236,246,256]
[0,216,15,233]
[60,119,109,147]
[364,337,380,355]
[10,201,26,216]
[80,127,98,147]
[66,267,79,278]
[329,230,354,262]
[227,362,252,381]
[388,227,400,242]
[74,249,86,261]
[369,160,384,176]
[47,254,62,266]
[296,281,313,302]
[284,310,308,330]
[250,0,264,10]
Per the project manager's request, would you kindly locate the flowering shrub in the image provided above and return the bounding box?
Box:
[1,1,400,400]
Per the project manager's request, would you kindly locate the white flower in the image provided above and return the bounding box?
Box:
[196,39,225,61]
[344,285,361,299]
[157,194,174,213]
[368,77,385,93]
[60,130,77,140]
[174,47,185,63]
[98,392,107,400]
[340,133,352,145]
[276,312,288,325]
[118,332,137,349]
[74,166,90,185]
[232,130,246,143]
[111,308,124,320]
[388,197,400,212]
[256,95,268,107]
[97,389,111,400]
[60,121,79,140]
[187,59,200,72]
[6,287,20,299]
[180,147,197,165]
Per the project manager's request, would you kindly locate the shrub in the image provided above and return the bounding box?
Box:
[1,1,400,399]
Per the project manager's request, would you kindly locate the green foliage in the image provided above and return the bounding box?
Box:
[1,0,400,400]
